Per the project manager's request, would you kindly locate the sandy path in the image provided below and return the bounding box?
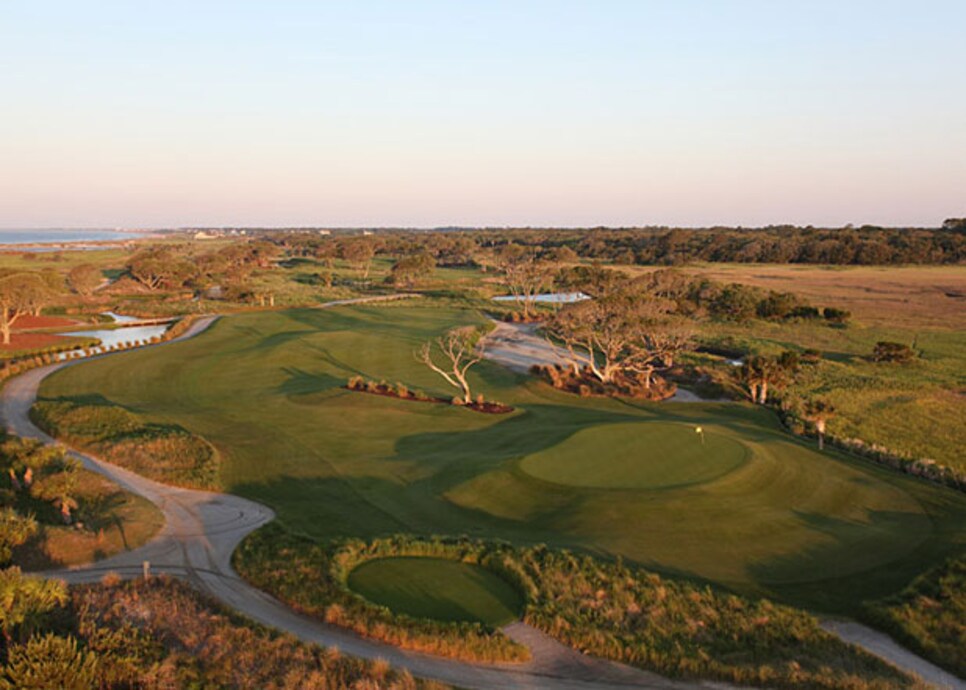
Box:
[821,621,964,689]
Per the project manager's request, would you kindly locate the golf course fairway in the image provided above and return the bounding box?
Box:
[35,304,966,614]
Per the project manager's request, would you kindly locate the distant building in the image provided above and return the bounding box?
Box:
[194,231,218,240]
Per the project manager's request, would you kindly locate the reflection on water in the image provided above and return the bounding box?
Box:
[492,292,590,304]
[102,311,141,324]
[55,319,170,360]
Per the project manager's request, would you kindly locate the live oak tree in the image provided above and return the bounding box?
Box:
[495,243,555,320]
[0,273,55,345]
[390,253,435,287]
[66,264,103,296]
[341,239,376,282]
[545,288,692,389]
[416,326,485,404]
[127,248,197,291]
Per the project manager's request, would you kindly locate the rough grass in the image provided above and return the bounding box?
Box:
[31,399,219,489]
[38,304,966,615]
[865,556,966,679]
[348,557,524,626]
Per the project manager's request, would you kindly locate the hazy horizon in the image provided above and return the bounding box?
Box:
[3,1,965,228]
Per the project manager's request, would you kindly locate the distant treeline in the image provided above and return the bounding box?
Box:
[470,225,965,266]
[275,222,965,266]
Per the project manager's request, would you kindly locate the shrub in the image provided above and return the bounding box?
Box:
[872,341,917,364]
[1,633,99,690]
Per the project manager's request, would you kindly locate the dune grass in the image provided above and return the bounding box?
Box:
[36,303,966,615]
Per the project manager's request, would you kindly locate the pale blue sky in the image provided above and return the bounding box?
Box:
[2,1,964,227]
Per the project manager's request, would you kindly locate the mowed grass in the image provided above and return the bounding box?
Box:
[37,303,966,614]
[347,557,524,626]
[520,422,747,489]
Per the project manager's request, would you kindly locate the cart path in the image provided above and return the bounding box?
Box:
[821,621,964,689]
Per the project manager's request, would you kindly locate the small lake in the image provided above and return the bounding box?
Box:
[56,313,170,358]
[493,292,590,304]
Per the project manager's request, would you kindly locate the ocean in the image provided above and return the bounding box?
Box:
[0,229,149,248]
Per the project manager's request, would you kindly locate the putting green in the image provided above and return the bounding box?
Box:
[519,422,747,489]
[347,557,524,626]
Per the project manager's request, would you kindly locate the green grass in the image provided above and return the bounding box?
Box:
[36,303,966,615]
[348,557,524,626]
[520,421,748,489]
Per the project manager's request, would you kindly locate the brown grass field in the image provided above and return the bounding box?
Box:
[650,264,966,329]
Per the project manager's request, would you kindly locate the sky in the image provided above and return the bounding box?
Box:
[1,1,965,228]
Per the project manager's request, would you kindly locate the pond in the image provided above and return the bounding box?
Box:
[492,291,590,304]
[55,314,170,359]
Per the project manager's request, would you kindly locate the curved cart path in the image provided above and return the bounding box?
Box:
[2,301,955,689]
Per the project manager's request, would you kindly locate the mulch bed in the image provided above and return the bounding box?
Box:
[12,314,81,330]
[344,383,513,414]
[0,333,67,351]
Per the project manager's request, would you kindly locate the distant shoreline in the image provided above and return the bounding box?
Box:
[0,230,159,252]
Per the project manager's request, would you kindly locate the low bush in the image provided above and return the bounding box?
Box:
[0,575,445,689]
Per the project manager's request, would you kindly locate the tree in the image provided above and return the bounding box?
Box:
[0,633,99,690]
[0,568,68,644]
[802,398,835,450]
[127,248,196,291]
[872,341,917,364]
[735,355,787,404]
[495,244,554,320]
[711,283,761,322]
[390,253,435,288]
[0,273,54,345]
[416,327,485,404]
[67,264,102,296]
[341,240,376,282]
[555,264,627,299]
[0,509,37,565]
[545,288,691,388]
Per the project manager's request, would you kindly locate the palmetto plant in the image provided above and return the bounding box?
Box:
[802,398,836,450]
